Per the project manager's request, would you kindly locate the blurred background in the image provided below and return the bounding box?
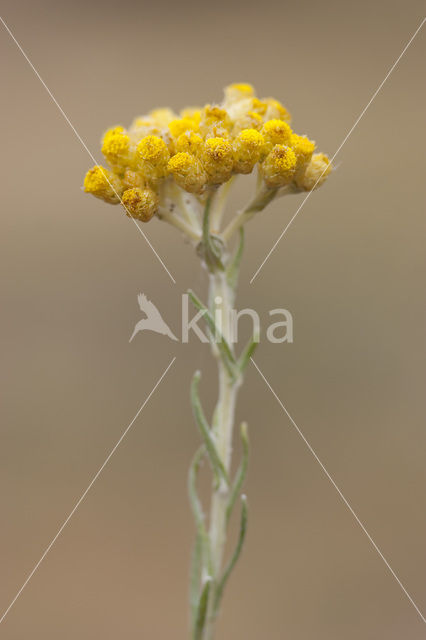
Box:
[0,0,425,638]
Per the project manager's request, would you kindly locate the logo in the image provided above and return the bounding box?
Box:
[130,293,293,344]
[130,294,179,342]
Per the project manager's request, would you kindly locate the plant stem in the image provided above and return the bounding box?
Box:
[203,270,240,640]
[158,206,201,241]
[221,186,277,242]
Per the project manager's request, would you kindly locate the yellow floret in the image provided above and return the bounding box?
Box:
[250,98,268,116]
[262,119,293,151]
[296,153,332,191]
[204,106,228,121]
[83,165,123,204]
[232,110,263,135]
[231,83,254,94]
[180,107,202,123]
[122,168,145,190]
[291,134,315,168]
[199,105,232,138]
[233,129,265,174]
[121,187,159,222]
[132,117,152,128]
[224,83,255,104]
[175,132,204,155]
[101,131,130,167]
[264,98,291,123]
[168,117,200,138]
[168,152,207,194]
[201,137,234,184]
[136,135,170,178]
[102,126,124,143]
[137,135,169,162]
[148,108,176,127]
[261,145,297,188]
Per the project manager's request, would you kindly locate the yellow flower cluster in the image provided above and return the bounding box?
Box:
[83,83,331,222]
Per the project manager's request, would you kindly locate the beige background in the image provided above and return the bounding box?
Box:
[1,0,425,638]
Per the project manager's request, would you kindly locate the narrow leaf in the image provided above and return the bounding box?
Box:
[194,577,212,640]
[202,192,225,271]
[188,447,213,629]
[237,333,259,374]
[226,227,244,292]
[188,290,237,380]
[191,372,229,486]
[226,422,249,525]
[188,446,208,534]
[214,496,248,613]
[190,531,203,628]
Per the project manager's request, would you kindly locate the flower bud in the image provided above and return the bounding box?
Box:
[261,145,297,188]
[224,83,255,106]
[168,117,200,138]
[121,187,159,222]
[201,137,234,184]
[175,132,204,155]
[233,129,265,174]
[136,135,170,179]
[290,134,315,175]
[232,110,263,135]
[101,128,131,168]
[199,106,232,139]
[168,152,207,194]
[148,108,176,127]
[262,119,293,153]
[122,168,145,190]
[83,165,123,204]
[296,153,332,190]
[263,98,291,123]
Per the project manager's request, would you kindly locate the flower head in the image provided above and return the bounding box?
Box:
[122,187,159,222]
[224,83,255,106]
[261,145,297,188]
[148,108,175,127]
[264,98,291,123]
[175,131,204,155]
[102,128,131,167]
[83,165,123,204]
[296,152,332,191]
[199,106,232,139]
[83,82,331,226]
[262,119,293,151]
[201,137,234,184]
[233,129,265,174]
[136,135,170,179]
[291,133,315,170]
[169,117,200,138]
[168,152,207,194]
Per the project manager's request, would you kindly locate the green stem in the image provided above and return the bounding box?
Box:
[203,270,240,640]
[158,206,201,241]
[221,186,278,242]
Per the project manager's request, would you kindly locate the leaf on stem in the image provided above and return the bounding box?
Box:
[226,227,244,292]
[194,577,213,640]
[191,372,229,487]
[190,531,204,629]
[225,422,249,525]
[214,496,248,613]
[200,191,225,272]
[188,290,237,381]
[237,333,259,374]
[189,446,212,628]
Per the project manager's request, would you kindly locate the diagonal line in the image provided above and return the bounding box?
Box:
[250,357,426,625]
[0,15,176,285]
[250,17,426,284]
[0,356,176,626]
